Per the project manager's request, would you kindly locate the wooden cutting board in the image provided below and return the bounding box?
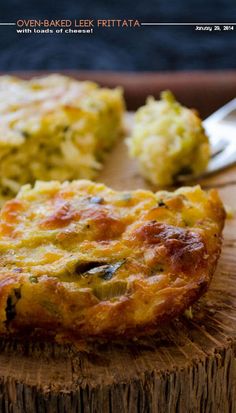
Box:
[0,116,236,413]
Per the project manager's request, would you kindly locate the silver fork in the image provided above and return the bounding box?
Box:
[178,98,236,181]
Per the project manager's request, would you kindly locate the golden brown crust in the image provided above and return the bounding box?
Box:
[0,181,225,340]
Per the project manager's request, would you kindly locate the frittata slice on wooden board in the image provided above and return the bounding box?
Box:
[0,180,225,340]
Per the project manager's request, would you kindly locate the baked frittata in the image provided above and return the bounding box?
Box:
[0,74,124,203]
[0,180,225,340]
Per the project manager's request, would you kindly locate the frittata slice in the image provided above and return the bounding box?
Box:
[0,74,124,203]
[0,180,225,340]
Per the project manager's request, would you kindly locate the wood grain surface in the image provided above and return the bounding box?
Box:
[0,111,236,413]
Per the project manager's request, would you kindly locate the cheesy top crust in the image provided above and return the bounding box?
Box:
[0,180,225,339]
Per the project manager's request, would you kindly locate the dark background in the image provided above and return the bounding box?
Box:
[0,0,236,71]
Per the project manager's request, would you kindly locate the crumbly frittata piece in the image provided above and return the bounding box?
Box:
[0,74,124,203]
[127,91,210,186]
[0,180,225,340]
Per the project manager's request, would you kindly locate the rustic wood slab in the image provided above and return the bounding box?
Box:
[0,116,236,413]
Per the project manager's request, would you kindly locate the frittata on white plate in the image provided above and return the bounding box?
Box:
[0,74,124,203]
[127,91,210,187]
